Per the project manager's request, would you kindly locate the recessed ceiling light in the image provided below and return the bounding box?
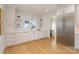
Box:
[46,9,48,12]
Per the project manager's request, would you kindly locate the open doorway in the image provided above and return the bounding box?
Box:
[49,16,57,48]
[49,16,56,38]
[50,21,56,38]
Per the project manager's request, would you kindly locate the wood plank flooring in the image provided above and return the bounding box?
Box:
[4,38,79,54]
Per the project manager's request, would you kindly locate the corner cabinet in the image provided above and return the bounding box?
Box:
[0,8,4,35]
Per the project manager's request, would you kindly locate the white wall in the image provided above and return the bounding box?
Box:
[15,10,39,32]
[42,16,51,38]
[4,6,16,33]
[0,4,5,54]
[74,5,79,49]
[4,7,47,46]
[4,6,16,46]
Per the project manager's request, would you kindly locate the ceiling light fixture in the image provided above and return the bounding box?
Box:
[46,9,48,12]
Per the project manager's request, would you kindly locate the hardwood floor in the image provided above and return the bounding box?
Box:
[4,38,79,54]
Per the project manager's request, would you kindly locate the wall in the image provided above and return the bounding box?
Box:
[4,7,47,46]
[15,10,39,32]
[4,6,16,46]
[4,6,16,33]
[0,4,5,54]
[74,5,79,49]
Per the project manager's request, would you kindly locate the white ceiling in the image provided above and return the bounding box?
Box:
[15,4,58,16]
[5,4,72,16]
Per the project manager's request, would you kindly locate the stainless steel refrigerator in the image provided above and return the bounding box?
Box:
[56,12,74,47]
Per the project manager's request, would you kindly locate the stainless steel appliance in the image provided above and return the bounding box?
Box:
[56,12,74,47]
